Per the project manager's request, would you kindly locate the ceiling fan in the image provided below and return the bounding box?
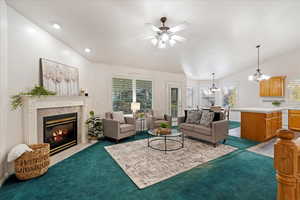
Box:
[145,17,187,48]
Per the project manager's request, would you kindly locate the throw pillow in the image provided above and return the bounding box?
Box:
[200,111,215,127]
[213,112,221,121]
[186,110,202,124]
[112,111,125,123]
[7,144,33,162]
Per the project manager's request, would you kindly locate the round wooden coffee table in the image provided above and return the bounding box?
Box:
[147,129,184,154]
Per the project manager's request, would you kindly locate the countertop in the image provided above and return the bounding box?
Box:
[232,106,300,113]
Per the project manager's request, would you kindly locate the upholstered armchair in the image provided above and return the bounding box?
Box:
[147,110,172,129]
[103,112,136,142]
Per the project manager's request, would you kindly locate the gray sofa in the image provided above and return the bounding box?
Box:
[178,115,229,147]
[103,112,136,142]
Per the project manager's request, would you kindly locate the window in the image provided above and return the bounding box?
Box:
[112,78,133,114]
[186,86,216,108]
[112,78,152,113]
[222,86,238,107]
[288,80,300,102]
[186,87,194,108]
[136,80,152,112]
[200,88,215,107]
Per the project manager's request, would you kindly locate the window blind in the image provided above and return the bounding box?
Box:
[112,78,133,114]
[136,80,152,112]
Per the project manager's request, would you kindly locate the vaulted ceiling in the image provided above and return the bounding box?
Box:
[7,0,300,79]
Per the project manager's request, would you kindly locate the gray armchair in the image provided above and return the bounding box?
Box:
[149,113,172,129]
[103,112,136,142]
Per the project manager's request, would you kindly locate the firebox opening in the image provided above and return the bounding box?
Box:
[43,113,78,156]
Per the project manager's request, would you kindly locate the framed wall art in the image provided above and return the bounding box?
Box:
[40,58,79,96]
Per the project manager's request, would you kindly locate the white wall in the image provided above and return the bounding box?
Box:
[88,63,186,117]
[219,48,300,121]
[0,0,8,184]
[0,6,186,181]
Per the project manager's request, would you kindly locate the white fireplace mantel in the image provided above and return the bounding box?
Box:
[22,96,89,145]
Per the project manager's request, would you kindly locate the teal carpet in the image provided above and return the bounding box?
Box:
[229,121,241,129]
[0,124,276,200]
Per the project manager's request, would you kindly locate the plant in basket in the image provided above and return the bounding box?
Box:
[157,122,171,135]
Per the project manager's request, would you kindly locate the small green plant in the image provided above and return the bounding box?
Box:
[11,85,56,110]
[85,110,103,139]
[160,122,170,129]
[138,113,145,118]
[272,100,281,107]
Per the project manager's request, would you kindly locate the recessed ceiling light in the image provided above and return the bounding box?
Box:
[52,23,61,30]
[84,48,91,53]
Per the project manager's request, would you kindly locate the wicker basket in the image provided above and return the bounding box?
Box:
[15,143,50,180]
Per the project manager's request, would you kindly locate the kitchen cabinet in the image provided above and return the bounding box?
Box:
[288,110,300,131]
[241,111,282,142]
[259,76,286,97]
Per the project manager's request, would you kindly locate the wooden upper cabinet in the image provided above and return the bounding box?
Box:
[260,80,270,96]
[259,76,286,97]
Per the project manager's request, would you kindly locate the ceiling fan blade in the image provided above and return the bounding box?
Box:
[143,35,156,40]
[172,35,186,42]
[169,22,188,33]
[145,23,161,33]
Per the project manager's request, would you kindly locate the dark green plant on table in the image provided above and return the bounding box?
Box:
[160,122,170,129]
[272,100,281,107]
[10,85,56,110]
[86,111,103,139]
[138,112,145,119]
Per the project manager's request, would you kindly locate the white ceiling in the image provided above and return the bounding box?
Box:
[7,0,300,79]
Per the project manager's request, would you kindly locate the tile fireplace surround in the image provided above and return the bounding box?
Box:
[22,96,89,149]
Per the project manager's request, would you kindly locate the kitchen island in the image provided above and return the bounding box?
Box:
[232,107,283,142]
[228,106,300,142]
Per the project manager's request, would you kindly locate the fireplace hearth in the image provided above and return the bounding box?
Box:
[43,113,78,155]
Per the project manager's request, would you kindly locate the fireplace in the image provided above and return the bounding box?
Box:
[43,113,78,156]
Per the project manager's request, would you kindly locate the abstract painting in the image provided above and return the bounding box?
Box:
[40,58,79,96]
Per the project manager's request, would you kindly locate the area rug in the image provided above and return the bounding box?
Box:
[105,138,237,189]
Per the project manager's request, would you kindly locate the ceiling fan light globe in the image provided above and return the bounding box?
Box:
[169,39,176,46]
[151,38,158,46]
[158,40,166,49]
[161,32,169,42]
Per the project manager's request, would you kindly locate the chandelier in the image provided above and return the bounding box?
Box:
[146,17,187,49]
[209,73,220,93]
[248,45,270,82]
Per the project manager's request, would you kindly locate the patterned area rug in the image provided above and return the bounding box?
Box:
[105,138,237,189]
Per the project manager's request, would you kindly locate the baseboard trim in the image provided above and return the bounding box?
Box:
[0,175,7,188]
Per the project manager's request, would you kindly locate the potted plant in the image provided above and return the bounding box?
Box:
[157,122,171,135]
[11,85,56,110]
[138,112,145,119]
[272,100,281,107]
[85,111,103,140]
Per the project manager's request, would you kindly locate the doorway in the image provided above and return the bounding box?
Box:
[167,83,182,127]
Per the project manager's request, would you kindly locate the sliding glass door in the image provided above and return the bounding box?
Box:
[167,83,182,117]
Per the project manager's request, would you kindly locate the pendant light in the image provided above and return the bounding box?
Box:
[248,45,270,82]
[209,73,220,93]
